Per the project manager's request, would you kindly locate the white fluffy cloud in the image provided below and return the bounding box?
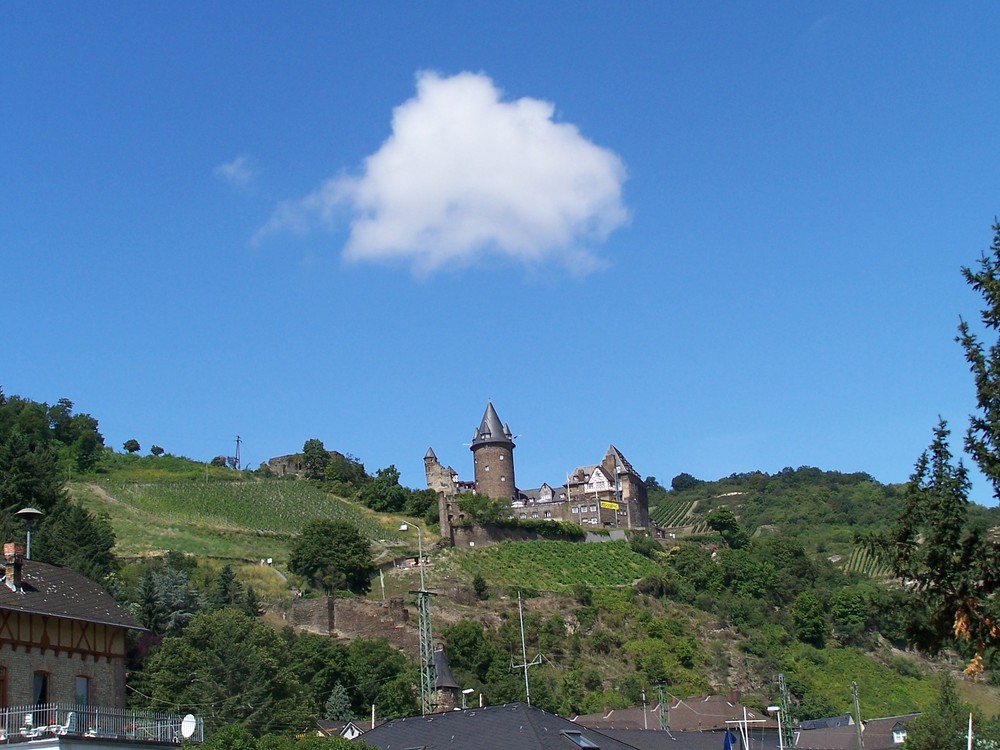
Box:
[258,71,628,273]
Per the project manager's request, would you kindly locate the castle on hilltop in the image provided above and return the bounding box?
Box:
[425,402,649,546]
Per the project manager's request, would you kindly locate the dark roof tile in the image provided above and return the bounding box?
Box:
[0,559,144,630]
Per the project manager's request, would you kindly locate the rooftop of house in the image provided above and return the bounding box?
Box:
[795,713,919,750]
[0,548,143,631]
[358,702,643,750]
[574,696,776,734]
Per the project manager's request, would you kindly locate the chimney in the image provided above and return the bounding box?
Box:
[3,543,24,591]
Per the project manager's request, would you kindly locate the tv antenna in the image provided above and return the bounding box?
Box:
[511,591,543,705]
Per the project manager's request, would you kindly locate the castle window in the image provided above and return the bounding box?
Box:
[591,517,598,524]
[544,511,551,518]
[571,507,579,513]
[500,476,506,482]
[519,513,527,519]
[500,455,505,460]
[484,465,490,472]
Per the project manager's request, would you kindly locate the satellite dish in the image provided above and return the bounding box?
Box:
[180,715,196,739]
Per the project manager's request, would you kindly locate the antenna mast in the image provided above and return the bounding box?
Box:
[778,673,794,749]
[654,683,668,730]
[235,435,241,471]
[512,591,543,705]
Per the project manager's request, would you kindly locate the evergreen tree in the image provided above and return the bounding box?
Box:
[0,428,67,514]
[869,421,999,665]
[242,585,263,617]
[867,222,1000,669]
[33,499,118,581]
[211,564,245,609]
[323,682,353,721]
[960,221,1000,499]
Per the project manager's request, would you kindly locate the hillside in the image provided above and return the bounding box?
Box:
[649,467,1000,574]
[69,454,406,561]
[57,454,1000,725]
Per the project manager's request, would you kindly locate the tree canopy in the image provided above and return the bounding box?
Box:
[868,221,1000,674]
[288,519,376,595]
[301,439,330,480]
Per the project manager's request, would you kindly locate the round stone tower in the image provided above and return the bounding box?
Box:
[470,402,516,502]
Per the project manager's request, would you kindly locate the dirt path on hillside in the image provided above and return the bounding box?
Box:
[79,482,128,507]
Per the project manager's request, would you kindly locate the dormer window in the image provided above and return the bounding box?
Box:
[561,730,599,748]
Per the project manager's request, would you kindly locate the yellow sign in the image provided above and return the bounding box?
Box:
[600,501,619,510]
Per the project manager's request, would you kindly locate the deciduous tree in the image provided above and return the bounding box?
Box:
[301,438,330,480]
[138,609,313,734]
[288,520,376,595]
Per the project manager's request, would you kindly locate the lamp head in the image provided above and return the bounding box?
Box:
[16,508,44,524]
[399,523,409,532]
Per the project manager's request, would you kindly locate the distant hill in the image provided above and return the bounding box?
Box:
[650,467,1000,577]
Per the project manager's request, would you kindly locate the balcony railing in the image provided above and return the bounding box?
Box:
[0,703,203,744]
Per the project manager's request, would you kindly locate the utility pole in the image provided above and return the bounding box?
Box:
[511,591,543,705]
[851,681,865,750]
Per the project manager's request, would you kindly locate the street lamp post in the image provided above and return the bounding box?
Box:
[399,523,435,715]
[767,706,784,750]
[16,508,44,560]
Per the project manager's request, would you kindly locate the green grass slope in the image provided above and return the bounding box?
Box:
[439,539,661,592]
[69,456,402,561]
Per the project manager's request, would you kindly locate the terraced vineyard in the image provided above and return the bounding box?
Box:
[842,545,893,579]
[444,539,660,592]
[650,497,697,528]
[71,478,401,560]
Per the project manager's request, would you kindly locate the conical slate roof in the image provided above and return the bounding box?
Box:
[433,648,459,690]
[471,401,514,448]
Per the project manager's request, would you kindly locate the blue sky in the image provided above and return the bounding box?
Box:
[4,3,1000,502]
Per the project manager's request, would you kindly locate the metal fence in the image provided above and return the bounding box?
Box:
[0,703,203,744]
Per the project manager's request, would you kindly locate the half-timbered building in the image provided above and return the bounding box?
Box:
[0,542,141,710]
[0,542,200,745]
